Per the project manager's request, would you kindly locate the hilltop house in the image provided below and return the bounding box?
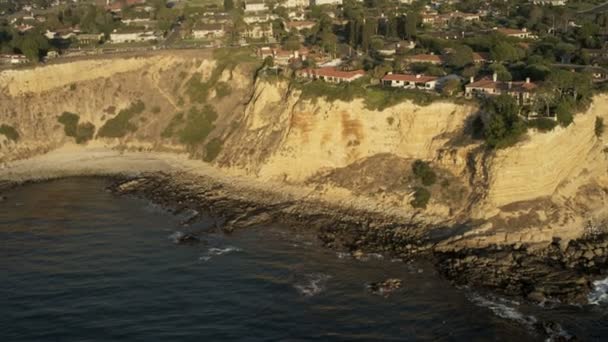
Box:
[285,21,316,32]
[76,33,104,45]
[495,27,535,39]
[0,54,28,64]
[192,24,225,39]
[405,54,444,65]
[299,67,365,83]
[382,73,438,90]
[258,47,310,66]
[310,0,343,5]
[109,30,157,43]
[465,73,537,105]
[244,0,268,12]
[284,0,309,8]
[244,23,273,39]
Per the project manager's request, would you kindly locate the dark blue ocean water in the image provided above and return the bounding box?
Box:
[1,178,607,341]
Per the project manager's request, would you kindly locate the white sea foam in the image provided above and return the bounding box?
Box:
[294,273,332,297]
[467,293,537,327]
[336,252,351,259]
[588,276,608,305]
[207,246,242,256]
[168,231,185,243]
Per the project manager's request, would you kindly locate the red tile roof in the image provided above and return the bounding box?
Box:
[382,74,438,83]
[406,54,444,63]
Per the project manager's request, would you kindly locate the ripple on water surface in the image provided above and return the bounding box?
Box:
[2,178,608,341]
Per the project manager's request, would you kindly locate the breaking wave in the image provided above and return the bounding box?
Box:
[467,293,537,328]
[199,246,242,262]
[294,273,332,297]
[168,231,185,243]
[588,276,608,305]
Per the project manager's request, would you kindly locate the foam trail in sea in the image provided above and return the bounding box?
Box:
[168,231,185,243]
[207,246,242,256]
[588,276,608,305]
[467,293,537,328]
[294,273,332,297]
[199,246,242,262]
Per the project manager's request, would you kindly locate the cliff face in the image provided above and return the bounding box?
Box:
[1,52,607,244]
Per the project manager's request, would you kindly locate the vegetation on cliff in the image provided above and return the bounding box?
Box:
[294,78,439,109]
[57,112,95,144]
[0,124,19,141]
[162,105,218,147]
[98,100,145,138]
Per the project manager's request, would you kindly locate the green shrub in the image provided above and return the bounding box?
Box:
[215,82,232,98]
[595,117,604,138]
[295,79,436,110]
[412,160,437,186]
[204,138,223,162]
[151,106,161,114]
[58,112,79,136]
[69,84,77,91]
[411,187,431,209]
[482,94,526,149]
[161,112,184,138]
[178,105,218,145]
[75,122,95,144]
[527,118,557,132]
[0,124,19,141]
[98,100,145,138]
[555,100,574,127]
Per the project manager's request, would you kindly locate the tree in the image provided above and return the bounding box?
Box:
[441,78,461,96]
[411,187,431,208]
[13,30,49,62]
[445,44,473,68]
[490,41,523,63]
[483,94,526,148]
[404,11,419,39]
[224,0,234,11]
[283,34,300,51]
[489,63,512,81]
[595,117,604,138]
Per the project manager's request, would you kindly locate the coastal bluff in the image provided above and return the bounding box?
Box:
[1,50,608,250]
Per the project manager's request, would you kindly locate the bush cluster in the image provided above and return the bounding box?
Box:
[204,138,223,162]
[98,100,145,138]
[412,160,437,186]
[0,124,19,141]
[57,112,96,144]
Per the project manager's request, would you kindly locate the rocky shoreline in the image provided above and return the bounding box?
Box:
[2,171,607,307]
[102,172,608,306]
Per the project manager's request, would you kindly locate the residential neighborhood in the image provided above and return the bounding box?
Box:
[1,0,608,127]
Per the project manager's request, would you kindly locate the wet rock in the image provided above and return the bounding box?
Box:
[175,233,200,244]
[368,278,403,296]
[526,291,546,304]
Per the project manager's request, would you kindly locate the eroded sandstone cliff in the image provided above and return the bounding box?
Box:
[1,51,607,246]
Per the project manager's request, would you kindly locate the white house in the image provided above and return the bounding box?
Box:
[310,0,342,6]
[244,0,268,12]
[299,67,365,83]
[109,31,157,43]
[192,24,225,39]
[284,0,308,8]
[0,54,28,64]
[382,73,438,90]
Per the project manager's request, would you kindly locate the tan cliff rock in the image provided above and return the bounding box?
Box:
[1,52,608,248]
